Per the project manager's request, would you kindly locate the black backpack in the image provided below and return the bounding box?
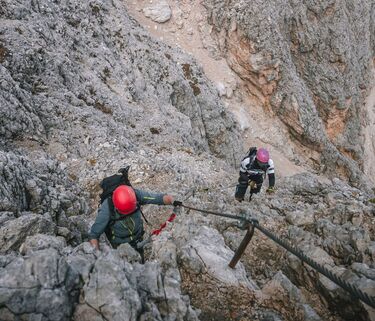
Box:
[99,166,132,204]
[243,147,257,160]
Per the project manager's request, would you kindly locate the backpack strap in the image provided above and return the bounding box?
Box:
[139,207,149,225]
[241,147,257,162]
[241,153,257,172]
[105,197,116,241]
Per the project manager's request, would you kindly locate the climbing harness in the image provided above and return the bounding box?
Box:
[151,210,178,236]
[176,203,375,309]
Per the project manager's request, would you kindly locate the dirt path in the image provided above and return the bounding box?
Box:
[125,0,231,82]
[125,0,310,179]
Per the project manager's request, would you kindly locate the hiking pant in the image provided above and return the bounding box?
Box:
[235,172,263,200]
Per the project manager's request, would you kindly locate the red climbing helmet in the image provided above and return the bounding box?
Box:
[112,185,137,215]
[256,148,270,164]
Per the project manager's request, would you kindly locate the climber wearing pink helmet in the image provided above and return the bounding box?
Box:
[235,147,276,202]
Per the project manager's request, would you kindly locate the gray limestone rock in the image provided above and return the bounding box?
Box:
[0,0,241,176]
[0,214,56,254]
[0,249,80,321]
[175,220,258,289]
[143,1,172,23]
[76,248,199,321]
[285,208,315,227]
[0,151,89,248]
[261,271,322,321]
[0,240,200,321]
[19,233,66,255]
[117,242,142,263]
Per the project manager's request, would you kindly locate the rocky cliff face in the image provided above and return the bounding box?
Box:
[0,0,374,321]
[203,0,375,186]
[0,0,241,187]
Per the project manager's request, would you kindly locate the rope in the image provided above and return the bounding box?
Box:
[179,204,375,309]
[151,213,177,236]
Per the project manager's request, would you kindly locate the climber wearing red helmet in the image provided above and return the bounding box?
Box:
[89,183,176,260]
[235,147,276,202]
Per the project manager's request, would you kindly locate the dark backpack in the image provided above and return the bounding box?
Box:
[99,166,132,204]
[243,147,257,161]
[241,147,259,172]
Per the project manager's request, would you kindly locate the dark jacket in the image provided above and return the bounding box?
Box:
[89,189,166,246]
[240,155,275,188]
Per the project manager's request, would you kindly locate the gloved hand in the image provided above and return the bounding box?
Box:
[266,187,275,194]
[248,181,257,189]
[173,200,183,207]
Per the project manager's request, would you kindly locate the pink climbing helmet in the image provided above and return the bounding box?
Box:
[256,148,269,164]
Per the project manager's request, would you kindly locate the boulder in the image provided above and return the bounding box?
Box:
[0,249,80,321]
[143,1,172,23]
[0,214,56,254]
